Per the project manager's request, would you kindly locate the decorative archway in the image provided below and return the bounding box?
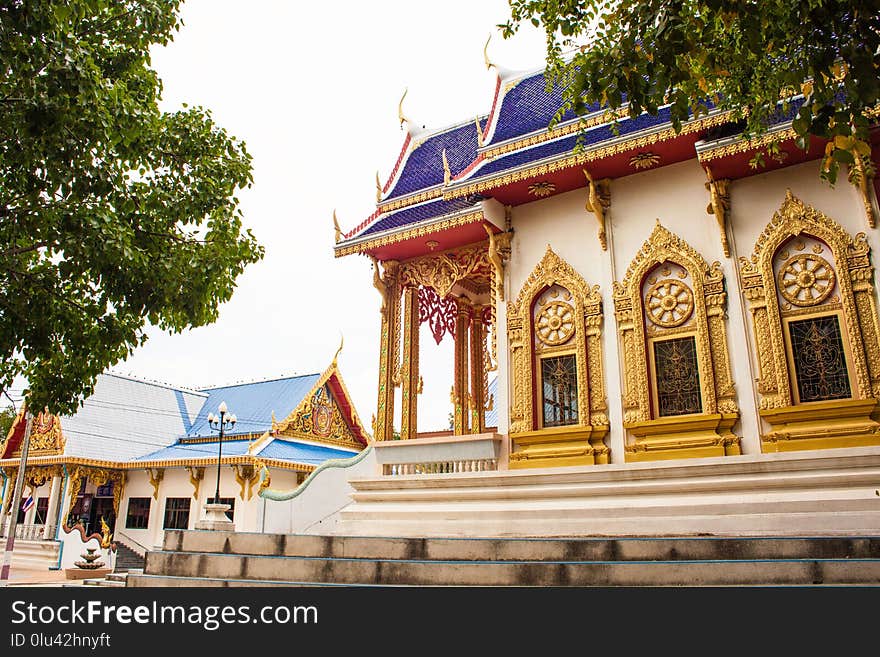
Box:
[507,246,609,468]
[613,221,740,461]
[740,190,880,451]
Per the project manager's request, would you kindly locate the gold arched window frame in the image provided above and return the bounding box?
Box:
[613,221,740,462]
[507,246,608,468]
[740,190,880,452]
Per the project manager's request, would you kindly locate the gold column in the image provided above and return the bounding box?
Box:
[374,261,401,441]
[400,285,420,440]
[469,306,486,434]
[453,300,471,435]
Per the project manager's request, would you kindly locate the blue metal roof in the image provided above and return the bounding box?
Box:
[187,374,321,439]
[136,439,255,461]
[489,72,581,145]
[360,196,482,237]
[256,439,357,465]
[385,120,485,200]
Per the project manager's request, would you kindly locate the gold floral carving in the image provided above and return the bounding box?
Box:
[613,222,740,456]
[630,152,661,169]
[740,190,880,409]
[507,246,608,437]
[398,242,496,298]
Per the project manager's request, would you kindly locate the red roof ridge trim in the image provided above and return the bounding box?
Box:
[383,133,412,195]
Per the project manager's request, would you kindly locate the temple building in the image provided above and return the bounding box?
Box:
[330,57,880,537]
[0,357,368,567]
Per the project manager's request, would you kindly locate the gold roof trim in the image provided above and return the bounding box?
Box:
[0,454,316,474]
[444,113,733,200]
[334,210,485,257]
[697,127,798,162]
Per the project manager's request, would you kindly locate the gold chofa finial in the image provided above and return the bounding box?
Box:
[483,34,494,70]
[333,209,342,243]
[398,87,409,129]
[376,170,382,202]
[442,148,451,186]
[332,334,344,367]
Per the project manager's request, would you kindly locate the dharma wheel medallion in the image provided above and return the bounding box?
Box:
[536,301,575,346]
[645,279,694,328]
[778,254,835,307]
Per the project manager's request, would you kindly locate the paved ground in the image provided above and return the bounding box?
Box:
[0,565,81,587]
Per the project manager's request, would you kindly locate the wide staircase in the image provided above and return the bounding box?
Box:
[126,530,880,587]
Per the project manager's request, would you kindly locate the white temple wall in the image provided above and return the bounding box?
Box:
[501,157,879,458]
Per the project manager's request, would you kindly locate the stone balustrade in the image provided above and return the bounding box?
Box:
[374,432,504,476]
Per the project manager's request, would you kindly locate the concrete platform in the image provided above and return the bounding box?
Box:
[127,530,880,587]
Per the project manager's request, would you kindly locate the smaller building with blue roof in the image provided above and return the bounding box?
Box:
[0,356,369,556]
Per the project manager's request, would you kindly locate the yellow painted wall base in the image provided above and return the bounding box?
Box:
[624,413,740,463]
[760,398,880,453]
[508,425,610,469]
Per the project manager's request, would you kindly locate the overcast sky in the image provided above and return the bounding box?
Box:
[106,1,548,432]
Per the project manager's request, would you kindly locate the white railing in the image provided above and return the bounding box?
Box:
[375,432,504,476]
[0,523,54,540]
[383,459,497,475]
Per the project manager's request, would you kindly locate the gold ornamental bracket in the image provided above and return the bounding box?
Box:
[582,168,611,250]
[147,468,164,500]
[704,165,732,257]
[851,155,877,229]
[233,464,259,500]
[184,466,205,500]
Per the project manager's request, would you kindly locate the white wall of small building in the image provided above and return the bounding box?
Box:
[504,157,878,460]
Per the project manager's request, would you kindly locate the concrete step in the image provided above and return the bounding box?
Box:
[2,540,60,569]
[161,530,880,562]
[137,549,880,587]
[337,449,880,538]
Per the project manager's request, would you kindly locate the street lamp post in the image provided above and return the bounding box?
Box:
[195,401,237,531]
[207,401,236,504]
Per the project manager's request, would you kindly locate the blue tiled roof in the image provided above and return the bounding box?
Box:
[187,374,321,439]
[484,376,498,428]
[256,439,357,465]
[360,196,482,237]
[477,106,676,177]
[386,120,485,200]
[489,72,583,145]
[137,439,255,461]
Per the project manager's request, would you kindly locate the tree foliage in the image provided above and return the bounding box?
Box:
[1,1,264,414]
[503,0,880,183]
[0,404,16,440]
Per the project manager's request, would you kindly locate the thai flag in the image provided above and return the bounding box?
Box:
[20,495,34,513]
